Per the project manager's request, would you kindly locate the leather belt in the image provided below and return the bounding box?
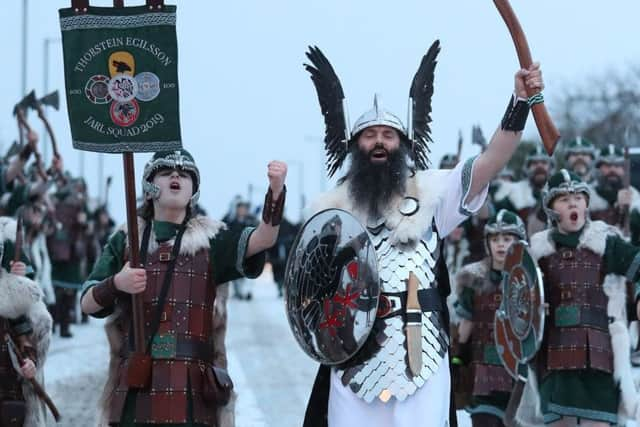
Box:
[553,305,610,331]
[121,335,214,362]
[377,288,444,319]
[175,337,214,362]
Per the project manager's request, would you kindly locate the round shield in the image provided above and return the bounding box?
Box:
[284,209,379,365]
[494,241,545,381]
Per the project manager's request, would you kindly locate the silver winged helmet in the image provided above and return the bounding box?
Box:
[304,41,441,177]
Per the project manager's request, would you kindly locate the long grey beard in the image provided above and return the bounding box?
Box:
[347,145,408,219]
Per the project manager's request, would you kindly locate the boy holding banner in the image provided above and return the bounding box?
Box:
[81,150,287,426]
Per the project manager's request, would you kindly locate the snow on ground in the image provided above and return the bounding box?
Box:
[42,270,640,426]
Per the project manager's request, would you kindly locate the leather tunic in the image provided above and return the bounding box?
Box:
[537,247,612,374]
[0,318,24,403]
[47,200,85,263]
[470,286,513,396]
[110,243,218,426]
[590,208,622,229]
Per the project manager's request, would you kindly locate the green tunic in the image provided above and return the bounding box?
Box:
[83,220,265,426]
[539,227,640,425]
[3,183,30,218]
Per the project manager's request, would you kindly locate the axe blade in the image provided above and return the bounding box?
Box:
[13,90,37,115]
[39,91,60,111]
[6,141,21,158]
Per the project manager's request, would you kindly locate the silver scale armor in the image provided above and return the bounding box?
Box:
[337,222,449,403]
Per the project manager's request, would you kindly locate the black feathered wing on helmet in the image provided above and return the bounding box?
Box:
[304,46,351,178]
[305,40,440,177]
[407,40,440,170]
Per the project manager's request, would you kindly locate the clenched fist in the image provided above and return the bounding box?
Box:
[20,359,36,379]
[114,262,147,294]
[268,161,287,197]
[10,261,27,277]
[618,188,632,208]
[514,62,544,100]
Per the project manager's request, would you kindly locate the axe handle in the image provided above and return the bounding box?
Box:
[623,146,631,237]
[15,109,48,181]
[34,105,67,186]
[111,0,146,359]
[14,215,23,264]
[493,0,560,155]
[36,105,61,159]
[5,334,61,422]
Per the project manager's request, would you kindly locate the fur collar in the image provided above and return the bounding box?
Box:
[0,270,42,319]
[588,184,610,211]
[455,258,493,295]
[529,220,617,261]
[493,179,537,210]
[119,215,226,256]
[308,170,447,245]
[0,216,17,243]
[588,184,640,213]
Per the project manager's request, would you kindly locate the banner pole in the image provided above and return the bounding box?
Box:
[112,0,147,382]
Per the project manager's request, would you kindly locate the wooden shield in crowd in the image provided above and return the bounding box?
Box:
[494,241,545,380]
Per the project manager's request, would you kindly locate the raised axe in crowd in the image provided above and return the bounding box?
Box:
[31,90,67,186]
[13,91,49,182]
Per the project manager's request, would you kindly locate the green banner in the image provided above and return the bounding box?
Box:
[59,5,181,153]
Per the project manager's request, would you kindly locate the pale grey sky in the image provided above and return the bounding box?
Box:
[1,1,639,223]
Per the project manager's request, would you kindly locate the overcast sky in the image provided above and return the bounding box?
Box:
[1,1,639,223]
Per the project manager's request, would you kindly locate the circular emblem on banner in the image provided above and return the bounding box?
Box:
[84,75,112,105]
[135,72,161,102]
[108,51,135,77]
[110,99,140,127]
[108,74,138,103]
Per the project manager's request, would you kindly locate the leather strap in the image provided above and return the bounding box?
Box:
[71,0,89,13]
[501,95,530,132]
[262,186,286,226]
[377,288,444,319]
[175,336,214,362]
[144,225,186,354]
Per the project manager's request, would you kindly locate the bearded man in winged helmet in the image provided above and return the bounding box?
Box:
[295,40,545,427]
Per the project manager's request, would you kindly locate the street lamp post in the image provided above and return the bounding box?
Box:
[287,160,306,223]
[21,0,28,97]
[43,37,62,164]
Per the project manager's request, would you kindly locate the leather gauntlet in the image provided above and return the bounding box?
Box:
[262,186,286,226]
[501,94,530,132]
[92,276,122,308]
